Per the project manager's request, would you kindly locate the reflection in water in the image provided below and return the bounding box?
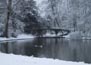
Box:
[0,38,91,63]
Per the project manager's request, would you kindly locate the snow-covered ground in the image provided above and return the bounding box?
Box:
[17,34,35,39]
[43,32,64,37]
[64,31,91,40]
[0,32,91,41]
[43,33,57,37]
[0,34,35,41]
[0,52,90,65]
[64,31,82,39]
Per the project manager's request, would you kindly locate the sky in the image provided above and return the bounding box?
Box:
[34,0,43,5]
[34,0,46,17]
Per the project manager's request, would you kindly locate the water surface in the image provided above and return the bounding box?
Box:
[0,38,91,63]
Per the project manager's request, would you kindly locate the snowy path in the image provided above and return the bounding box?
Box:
[0,53,90,65]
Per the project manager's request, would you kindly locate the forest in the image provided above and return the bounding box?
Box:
[1,0,91,65]
[0,0,91,38]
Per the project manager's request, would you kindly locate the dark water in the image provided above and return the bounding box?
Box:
[0,38,91,63]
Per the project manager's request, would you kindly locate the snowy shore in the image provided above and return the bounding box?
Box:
[0,32,91,41]
[0,34,35,41]
[0,52,90,65]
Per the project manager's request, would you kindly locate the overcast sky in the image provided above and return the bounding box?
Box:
[34,0,43,5]
[34,0,46,17]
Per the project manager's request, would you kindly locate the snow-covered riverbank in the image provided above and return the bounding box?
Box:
[64,31,91,40]
[0,32,91,41]
[0,52,90,65]
[0,34,35,41]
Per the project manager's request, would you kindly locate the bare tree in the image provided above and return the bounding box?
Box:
[4,0,12,38]
[47,0,60,28]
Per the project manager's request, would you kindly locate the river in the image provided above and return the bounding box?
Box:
[0,37,91,63]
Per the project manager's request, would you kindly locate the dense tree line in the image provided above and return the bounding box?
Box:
[39,0,91,37]
[0,0,44,37]
[1,0,91,37]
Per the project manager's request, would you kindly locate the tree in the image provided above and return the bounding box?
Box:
[42,0,61,28]
[12,0,43,35]
[3,0,12,38]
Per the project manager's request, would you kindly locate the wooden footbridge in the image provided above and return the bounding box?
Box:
[31,28,71,37]
[10,11,71,37]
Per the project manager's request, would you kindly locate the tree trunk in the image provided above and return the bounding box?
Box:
[4,0,12,38]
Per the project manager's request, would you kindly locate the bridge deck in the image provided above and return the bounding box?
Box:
[31,28,70,31]
[30,28,70,36]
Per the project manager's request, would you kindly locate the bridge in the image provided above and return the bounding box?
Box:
[10,11,71,37]
[30,28,71,37]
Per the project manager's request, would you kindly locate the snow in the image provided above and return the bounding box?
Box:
[0,52,90,65]
[34,0,43,5]
[0,34,35,41]
[64,31,82,39]
[43,33,57,37]
[64,31,91,40]
[43,32,65,37]
[17,34,35,39]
